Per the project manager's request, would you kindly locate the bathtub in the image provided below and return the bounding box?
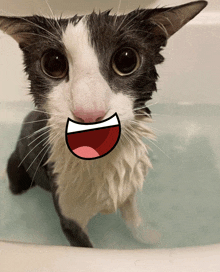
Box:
[1,6,220,271]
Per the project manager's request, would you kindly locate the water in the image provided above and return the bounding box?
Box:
[1,102,220,249]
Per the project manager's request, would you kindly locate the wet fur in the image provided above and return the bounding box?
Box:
[1,1,207,247]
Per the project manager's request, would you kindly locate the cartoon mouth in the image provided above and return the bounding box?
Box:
[65,113,121,160]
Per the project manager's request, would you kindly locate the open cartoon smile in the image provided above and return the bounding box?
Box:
[65,113,121,160]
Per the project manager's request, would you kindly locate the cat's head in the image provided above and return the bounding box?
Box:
[0,2,207,144]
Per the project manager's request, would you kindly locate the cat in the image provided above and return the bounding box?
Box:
[0,1,207,248]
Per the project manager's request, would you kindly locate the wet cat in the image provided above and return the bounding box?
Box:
[0,1,207,247]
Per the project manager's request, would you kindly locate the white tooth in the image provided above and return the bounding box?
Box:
[67,114,119,133]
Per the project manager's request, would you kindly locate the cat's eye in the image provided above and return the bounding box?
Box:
[41,49,68,79]
[112,47,141,76]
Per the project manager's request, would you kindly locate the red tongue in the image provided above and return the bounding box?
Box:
[73,146,100,158]
[67,126,120,159]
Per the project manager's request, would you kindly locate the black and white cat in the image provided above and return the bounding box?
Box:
[0,1,207,247]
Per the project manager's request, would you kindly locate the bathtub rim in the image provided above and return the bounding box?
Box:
[0,240,220,272]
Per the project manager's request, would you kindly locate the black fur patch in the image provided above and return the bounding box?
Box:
[5,15,81,107]
[86,10,168,113]
[1,11,167,111]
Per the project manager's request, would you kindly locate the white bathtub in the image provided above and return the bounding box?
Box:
[1,5,220,271]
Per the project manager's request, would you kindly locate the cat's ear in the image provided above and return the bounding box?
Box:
[0,16,56,49]
[0,16,35,45]
[149,1,207,38]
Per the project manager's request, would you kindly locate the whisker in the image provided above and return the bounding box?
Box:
[42,131,59,146]
[146,101,159,107]
[135,112,151,118]
[149,127,165,134]
[116,12,129,32]
[118,8,147,33]
[3,10,62,43]
[116,28,151,37]
[26,131,56,172]
[146,138,172,161]
[30,108,48,115]
[19,16,62,43]
[44,0,63,32]
[18,134,50,167]
[129,119,150,127]
[28,129,50,146]
[18,126,51,142]
[30,144,51,188]
[151,19,169,37]
[38,8,60,37]
[27,132,58,189]
[123,126,141,145]
[24,108,62,120]
[133,105,149,111]
[20,107,49,117]
[19,32,58,44]
[114,0,122,26]
[44,0,55,18]
[23,118,49,124]
[31,109,63,119]
[131,119,164,134]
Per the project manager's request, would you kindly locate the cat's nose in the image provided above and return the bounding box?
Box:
[73,109,106,123]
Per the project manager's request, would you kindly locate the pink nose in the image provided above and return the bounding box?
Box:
[73,109,106,123]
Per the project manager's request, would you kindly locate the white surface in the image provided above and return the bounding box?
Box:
[0,32,30,102]
[156,18,220,105]
[1,241,220,272]
[0,0,218,15]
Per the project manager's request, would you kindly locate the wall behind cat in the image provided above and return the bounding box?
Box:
[155,9,220,105]
[0,31,29,102]
[0,0,218,15]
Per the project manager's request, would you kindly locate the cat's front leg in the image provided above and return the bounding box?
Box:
[120,194,161,245]
[51,181,93,247]
[59,214,93,248]
[7,149,35,195]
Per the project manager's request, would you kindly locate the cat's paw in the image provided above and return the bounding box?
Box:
[127,222,161,245]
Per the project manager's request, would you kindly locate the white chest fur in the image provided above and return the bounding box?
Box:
[47,117,153,229]
[44,18,154,229]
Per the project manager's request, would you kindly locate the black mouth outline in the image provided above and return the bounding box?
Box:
[65,113,121,160]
